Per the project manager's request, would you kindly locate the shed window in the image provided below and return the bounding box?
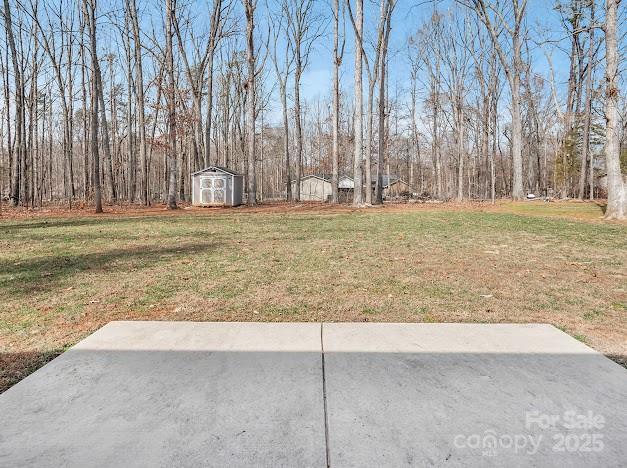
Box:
[213,190,225,203]
[214,178,225,188]
[200,178,212,189]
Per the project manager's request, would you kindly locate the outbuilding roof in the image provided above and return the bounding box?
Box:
[298,173,407,189]
[300,174,353,182]
[380,175,401,188]
[299,174,331,183]
[192,166,242,177]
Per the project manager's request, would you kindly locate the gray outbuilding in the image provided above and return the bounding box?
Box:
[292,174,354,202]
[191,166,243,207]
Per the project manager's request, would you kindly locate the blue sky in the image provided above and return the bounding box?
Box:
[321,2,571,85]
[257,0,593,124]
[91,0,623,127]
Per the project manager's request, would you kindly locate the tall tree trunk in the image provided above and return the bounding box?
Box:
[65,21,76,201]
[244,0,256,205]
[98,76,116,203]
[603,0,625,219]
[365,83,375,204]
[124,10,135,202]
[352,0,363,206]
[409,69,418,196]
[294,66,302,202]
[364,92,375,204]
[129,0,148,205]
[204,0,223,167]
[281,83,291,201]
[375,2,392,204]
[79,17,90,201]
[84,0,103,212]
[578,3,595,200]
[3,0,23,206]
[510,67,524,199]
[363,0,388,205]
[2,43,12,204]
[456,105,465,201]
[331,0,340,203]
[205,52,215,167]
[432,65,442,199]
[165,0,178,209]
[472,0,526,200]
[489,53,498,202]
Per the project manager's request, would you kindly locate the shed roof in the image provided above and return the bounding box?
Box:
[299,174,331,183]
[192,166,241,177]
[300,174,353,183]
[298,173,408,189]
[380,175,400,187]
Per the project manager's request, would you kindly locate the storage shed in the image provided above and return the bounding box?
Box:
[292,174,355,202]
[191,166,243,207]
[378,175,412,199]
[294,175,332,201]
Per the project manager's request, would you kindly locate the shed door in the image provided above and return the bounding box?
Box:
[200,176,227,205]
[212,177,226,203]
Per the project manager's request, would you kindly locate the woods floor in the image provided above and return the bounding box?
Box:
[1,200,626,392]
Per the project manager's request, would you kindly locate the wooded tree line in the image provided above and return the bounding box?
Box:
[0,0,625,217]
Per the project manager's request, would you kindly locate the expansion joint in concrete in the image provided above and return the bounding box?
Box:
[321,323,331,468]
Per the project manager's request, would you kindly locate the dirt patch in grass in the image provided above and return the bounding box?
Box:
[1,201,625,392]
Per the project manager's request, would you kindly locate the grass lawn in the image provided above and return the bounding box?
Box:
[1,201,626,392]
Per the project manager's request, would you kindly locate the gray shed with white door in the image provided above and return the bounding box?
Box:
[191,166,243,207]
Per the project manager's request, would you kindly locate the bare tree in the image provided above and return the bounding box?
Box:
[243,0,257,205]
[0,0,621,216]
[578,2,596,200]
[283,0,322,202]
[79,8,90,200]
[465,0,527,200]
[34,0,76,202]
[603,0,625,219]
[418,12,445,199]
[173,0,229,171]
[357,0,387,205]
[331,0,345,203]
[375,0,395,204]
[83,0,102,212]
[165,0,178,209]
[98,63,116,203]
[205,0,231,168]
[349,0,363,206]
[269,11,294,201]
[408,45,421,194]
[469,20,499,202]
[128,0,148,204]
[2,0,24,206]
[439,11,472,201]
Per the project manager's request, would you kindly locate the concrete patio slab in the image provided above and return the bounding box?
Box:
[0,322,326,467]
[323,323,627,467]
[2,322,626,467]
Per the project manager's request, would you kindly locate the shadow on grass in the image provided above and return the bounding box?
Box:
[0,242,220,298]
[0,213,201,233]
[595,201,608,215]
[0,217,137,233]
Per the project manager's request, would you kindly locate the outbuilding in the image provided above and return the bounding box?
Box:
[292,174,355,202]
[381,176,412,199]
[191,166,243,207]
